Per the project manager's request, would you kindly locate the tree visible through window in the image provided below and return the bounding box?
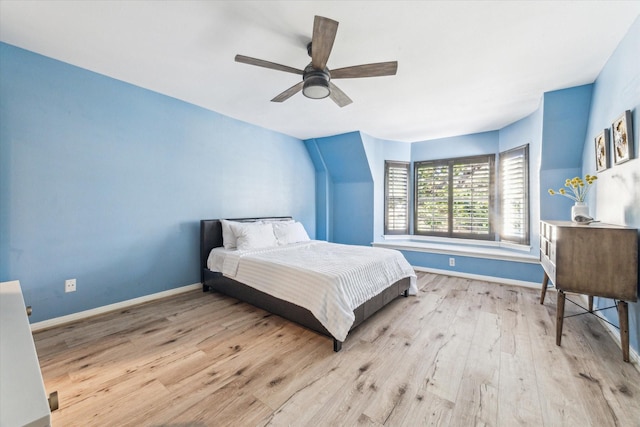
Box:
[415,160,449,234]
[415,155,495,239]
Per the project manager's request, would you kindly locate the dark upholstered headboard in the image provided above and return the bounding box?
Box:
[199,217,293,281]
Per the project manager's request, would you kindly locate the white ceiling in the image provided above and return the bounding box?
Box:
[1,1,639,143]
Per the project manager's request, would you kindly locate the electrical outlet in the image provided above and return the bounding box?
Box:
[65,279,76,293]
[449,257,455,267]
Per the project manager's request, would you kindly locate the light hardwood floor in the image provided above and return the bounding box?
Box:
[34,272,640,426]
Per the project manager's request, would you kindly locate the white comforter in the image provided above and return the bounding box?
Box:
[207,241,417,341]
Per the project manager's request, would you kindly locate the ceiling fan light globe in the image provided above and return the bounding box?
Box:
[303,79,330,99]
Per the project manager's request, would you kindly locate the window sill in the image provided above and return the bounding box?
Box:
[373,235,538,264]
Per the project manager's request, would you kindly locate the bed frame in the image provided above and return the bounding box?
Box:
[200,217,410,352]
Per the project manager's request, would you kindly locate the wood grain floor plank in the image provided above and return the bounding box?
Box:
[370,277,475,425]
[33,273,640,427]
[448,310,501,426]
[262,368,350,426]
[519,288,597,426]
[545,292,640,427]
[496,286,545,426]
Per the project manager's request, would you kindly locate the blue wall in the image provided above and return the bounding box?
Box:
[305,132,374,245]
[401,250,542,283]
[2,13,638,355]
[0,43,315,322]
[580,16,640,353]
[539,84,594,221]
[499,100,544,254]
[303,139,331,241]
[361,133,412,242]
[412,131,499,161]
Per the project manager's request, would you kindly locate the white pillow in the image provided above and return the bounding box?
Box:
[230,221,278,250]
[260,218,295,224]
[220,219,242,250]
[273,221,310,245]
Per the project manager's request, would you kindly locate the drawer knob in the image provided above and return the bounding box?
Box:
[48,391,59,411]
[26,306,32,317]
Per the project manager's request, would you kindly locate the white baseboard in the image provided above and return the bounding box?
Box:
[413,266,541,289]
[30,283,202,332]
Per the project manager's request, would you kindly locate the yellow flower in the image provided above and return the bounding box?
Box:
[548,173,597,202]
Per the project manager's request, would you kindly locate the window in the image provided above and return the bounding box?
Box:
[384,146,529,245]
[384,161,410,234]
[415,155,495,240]
[499,145,529,244]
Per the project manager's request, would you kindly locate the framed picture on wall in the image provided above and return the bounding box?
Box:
[612,110,634,165]
[594,130,610,172]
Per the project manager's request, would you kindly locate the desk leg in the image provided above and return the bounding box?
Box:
[618,301,629,362]
[540,272,549,304]
[556,290,565,346]
[588,296,593,312]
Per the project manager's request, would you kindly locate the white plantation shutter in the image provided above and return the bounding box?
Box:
[384,161,409,234]
[415,155,495,239]
[499,145,529,244]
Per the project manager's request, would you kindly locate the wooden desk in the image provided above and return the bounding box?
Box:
[539,221,638,362]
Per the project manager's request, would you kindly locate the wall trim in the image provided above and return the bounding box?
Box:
[374,241,539,264]
[413,266,540,289]
[30,283,202,332]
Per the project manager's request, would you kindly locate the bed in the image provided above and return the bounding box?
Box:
[200,217,416,352]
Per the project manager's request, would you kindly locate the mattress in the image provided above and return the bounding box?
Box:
[207,241,416,341]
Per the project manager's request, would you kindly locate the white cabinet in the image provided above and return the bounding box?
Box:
[1,280,52,427]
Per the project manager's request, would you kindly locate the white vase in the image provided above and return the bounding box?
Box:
[571,202,589,223]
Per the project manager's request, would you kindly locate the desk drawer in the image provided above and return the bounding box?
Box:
[541,256,556,284]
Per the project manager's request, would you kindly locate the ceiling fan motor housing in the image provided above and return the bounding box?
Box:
[302,64,330,99]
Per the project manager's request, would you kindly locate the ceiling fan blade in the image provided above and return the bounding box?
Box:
[331,61,398,79]
[235,54,304,75]
[271,81,304,103]
[329,82,352,107]
[311,16,339,70]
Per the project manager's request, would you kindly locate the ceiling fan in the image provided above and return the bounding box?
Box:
[235,15,398,107]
